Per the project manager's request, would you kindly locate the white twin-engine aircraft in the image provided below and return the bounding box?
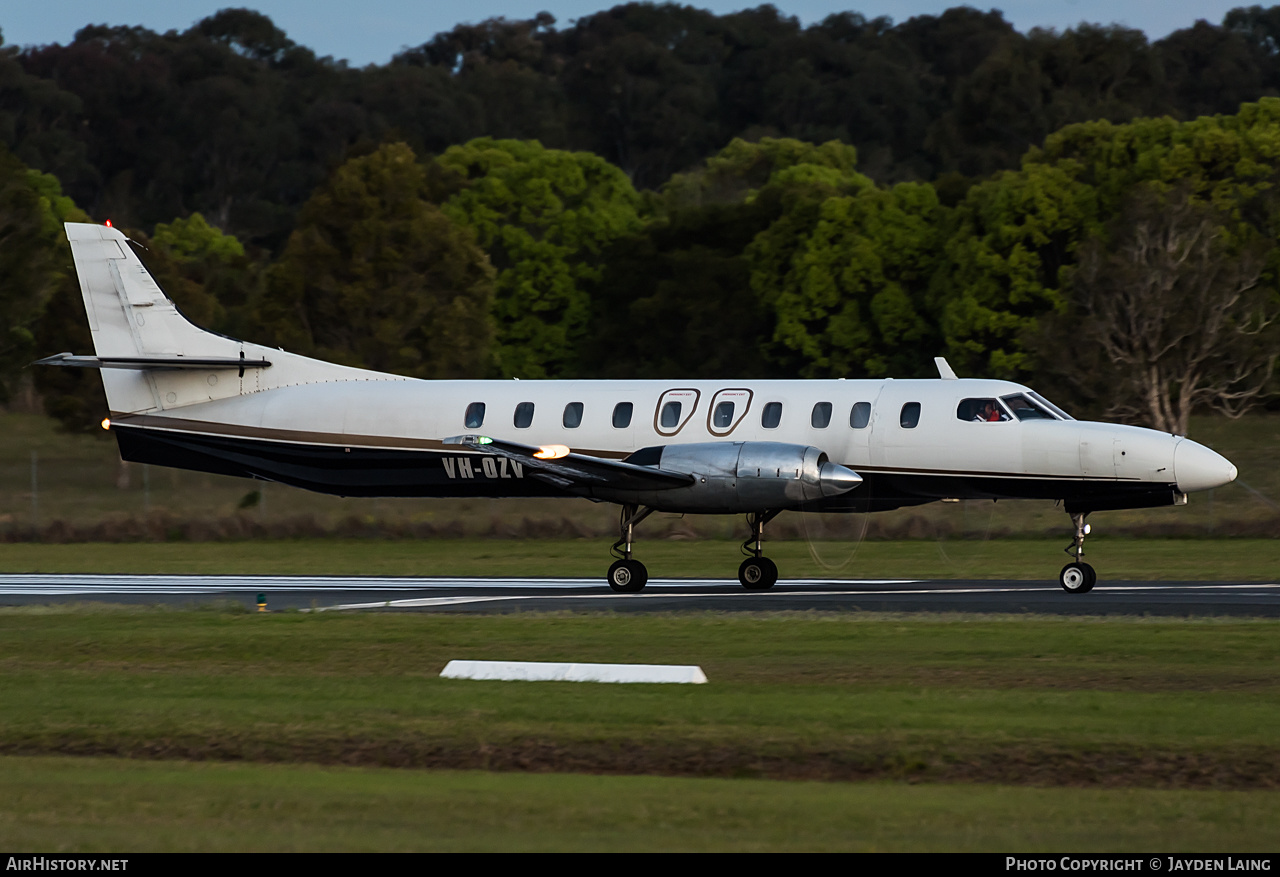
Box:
[40,222,1238,594]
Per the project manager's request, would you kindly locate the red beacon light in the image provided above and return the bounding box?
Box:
[104,219,112,227]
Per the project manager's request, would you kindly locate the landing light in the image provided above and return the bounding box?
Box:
[534,444,570,460]
[101,418,111,431]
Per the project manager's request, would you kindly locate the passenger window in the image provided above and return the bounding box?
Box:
[958,398,1010,423]
[513,402,534,428]
[464,402,485,429]
[900,402,921,429]
[850,402,871,429]
[761,401,782,429]
[660,400,682,429]
[612,402,633,428]
[713,401,734,428]
[563,402,583,429]
[811,402,832,428]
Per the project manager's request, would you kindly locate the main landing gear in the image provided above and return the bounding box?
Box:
[1059,512,1097,594]
[604,506,783,593]
[738,510,780,591]
[607,504,653,593]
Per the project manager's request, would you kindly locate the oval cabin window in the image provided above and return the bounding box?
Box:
[761,402,782,429]
[514,402,534,428]
[713,401,734,428]
[660,400,682,429]
[850,402,871,429]
[900,402,921,429]
[612,402,633,428]
[811,402,832,428]
[464,402,486,429]
[563,402,583,429]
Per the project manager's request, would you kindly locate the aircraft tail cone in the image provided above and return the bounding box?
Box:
[819,461,863,497]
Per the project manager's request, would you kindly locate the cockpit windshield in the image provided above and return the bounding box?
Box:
[1028,391,1074,421]
[1001,393,1061,421]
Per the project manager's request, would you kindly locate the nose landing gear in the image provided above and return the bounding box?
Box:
[1060,512,1096,593]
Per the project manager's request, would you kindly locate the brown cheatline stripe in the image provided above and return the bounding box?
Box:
[109,413,631,459]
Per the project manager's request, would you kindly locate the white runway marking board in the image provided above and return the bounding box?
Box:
[440,660,708,684]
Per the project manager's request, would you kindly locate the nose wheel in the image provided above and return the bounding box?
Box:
[1060,512,1096,593]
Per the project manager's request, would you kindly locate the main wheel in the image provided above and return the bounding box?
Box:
[607,558,648,593]
[738,556,779,591]
[1059,561,1096,594]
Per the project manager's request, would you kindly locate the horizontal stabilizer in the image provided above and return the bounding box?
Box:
[35,353,272,371]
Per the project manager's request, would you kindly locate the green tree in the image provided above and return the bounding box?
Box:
[934,162,1100,378]
[257,142,496,379]
[710,138,940,377]
[758,181,942,378]
[0,149,89,404]
[9,155,100,430]
[662,137,863,210]
[439,138,642,378]
[583,199,782,379]
[132,212,251,332]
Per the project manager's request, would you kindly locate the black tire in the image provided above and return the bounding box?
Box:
[738,556,779,591]
[607,559,648,593]
[1059,561,1096,593]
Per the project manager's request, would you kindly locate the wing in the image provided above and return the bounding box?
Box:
[442,434,693,492]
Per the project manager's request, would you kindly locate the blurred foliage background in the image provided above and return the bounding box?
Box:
[3,3,1280,441]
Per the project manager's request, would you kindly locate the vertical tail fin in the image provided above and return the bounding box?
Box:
[67,222,242,358]
[57,222,393,417]
[65,222,245,413]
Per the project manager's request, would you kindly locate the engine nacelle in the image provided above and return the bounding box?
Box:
[597,441,862,513]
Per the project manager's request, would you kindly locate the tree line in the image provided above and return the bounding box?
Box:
[10,4,1280,244]
[2,4,1280,436]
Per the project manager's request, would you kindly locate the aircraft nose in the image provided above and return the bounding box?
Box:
[1173,439,1238,493]
[819,461,863,497]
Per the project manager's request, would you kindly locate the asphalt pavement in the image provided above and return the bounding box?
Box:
[1,574,1278,616]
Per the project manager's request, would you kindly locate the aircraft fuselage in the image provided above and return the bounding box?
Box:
[106,374,1233,517]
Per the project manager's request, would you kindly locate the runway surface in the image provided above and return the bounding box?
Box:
[1,574,1279,616]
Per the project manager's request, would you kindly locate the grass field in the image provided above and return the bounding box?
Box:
[4,756,1279,852]
[0,609,1277,850]
[1,536,1278,580]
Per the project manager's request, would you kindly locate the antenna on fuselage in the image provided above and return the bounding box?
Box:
[934,357,959,380]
